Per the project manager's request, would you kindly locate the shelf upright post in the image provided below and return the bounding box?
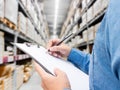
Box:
[13,31,19,90]
[86,4,90,53]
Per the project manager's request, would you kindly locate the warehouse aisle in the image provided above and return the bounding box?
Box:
[19,72,43,90]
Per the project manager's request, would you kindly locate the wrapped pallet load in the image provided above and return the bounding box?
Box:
[0,31,4,64]
[0,0,4,19]
[4,0,18,25]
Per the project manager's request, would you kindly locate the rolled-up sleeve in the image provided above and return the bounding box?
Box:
[67,48,90,75]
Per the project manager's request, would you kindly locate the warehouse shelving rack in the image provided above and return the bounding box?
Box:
[61,0,108,53]
[18,0,46,42]
[0,0,45,90]
[61,0,96,40]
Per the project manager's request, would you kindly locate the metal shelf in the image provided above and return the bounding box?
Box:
[0,23,33,43]
[65,9,106,43]
[18,0,45,41]
[78,9,106,34]
[1,54,30,64]
[73,40,94,48]
[61,0,96,39]
[81,0,96,16]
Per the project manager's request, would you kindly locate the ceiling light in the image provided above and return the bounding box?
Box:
[54,0,60,30]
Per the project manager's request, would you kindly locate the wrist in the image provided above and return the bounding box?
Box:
[63,88,71,90]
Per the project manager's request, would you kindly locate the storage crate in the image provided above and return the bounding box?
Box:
[4,0,18,25]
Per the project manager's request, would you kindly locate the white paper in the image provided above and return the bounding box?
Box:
[14,43,89,90]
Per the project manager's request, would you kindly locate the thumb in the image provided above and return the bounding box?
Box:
[54,68,64,76]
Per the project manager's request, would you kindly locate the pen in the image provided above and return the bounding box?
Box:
[56,33,73,46]
[48,33,73,52]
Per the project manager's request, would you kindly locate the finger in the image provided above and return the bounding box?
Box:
[34,62,48,78]
[47,40,53,49]
[47,39,60,49]
[49,46,62,53]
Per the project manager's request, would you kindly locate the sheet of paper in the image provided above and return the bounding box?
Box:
[14,43,89,90]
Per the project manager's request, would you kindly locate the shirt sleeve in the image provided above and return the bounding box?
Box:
[107,1,120,80]
[67,48,90,75]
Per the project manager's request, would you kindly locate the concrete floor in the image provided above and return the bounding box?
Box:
[19,72,43,90]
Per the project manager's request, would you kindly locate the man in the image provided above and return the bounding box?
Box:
[35,0,120,90]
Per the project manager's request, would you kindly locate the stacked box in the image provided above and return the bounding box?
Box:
[81,13,87,27]
[3,75,13,90]
[82,0,87,11]
[88,26,95,41]
[74,8,81,22]
[18,12,26,35]
[0,0,4,18]
[16,65,24,89]
[101,0,109,10]
[26,18,34,40]
[82,30,88,42]
[93,0,102,17]
[0,64,15,90]
[73,25,79,33]
[4,0,18,25]
[0,31,4,64]
[87,6,94,22]
[94,23,101,37]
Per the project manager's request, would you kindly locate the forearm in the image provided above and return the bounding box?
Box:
[67,48,90,75]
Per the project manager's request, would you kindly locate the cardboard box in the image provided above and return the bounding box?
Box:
[87,6,94,22]
[0,31,4,64]
[74,8,81,22]
[94,23,101,37]
[16,66,24,89]
[18,12,26,35]
[82,0,87,11]
[0,0,4,18]
[88,27,95,41]
[4,0,18,25]
[93,0,101,17]
[81,13,87,27]
[101,0,109,10]
[82,30,88,42]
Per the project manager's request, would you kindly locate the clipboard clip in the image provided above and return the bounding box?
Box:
[24,42,40,48]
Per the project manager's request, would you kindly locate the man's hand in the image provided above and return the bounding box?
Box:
[34,62,71,90]
[47,39,71,58]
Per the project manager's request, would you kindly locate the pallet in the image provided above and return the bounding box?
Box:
[0,18,17,30]
[0,18,4,23]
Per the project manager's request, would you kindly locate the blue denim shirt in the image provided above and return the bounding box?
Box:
[68,0,120,90]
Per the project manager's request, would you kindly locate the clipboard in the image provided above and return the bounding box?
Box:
[14,43,89,90]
